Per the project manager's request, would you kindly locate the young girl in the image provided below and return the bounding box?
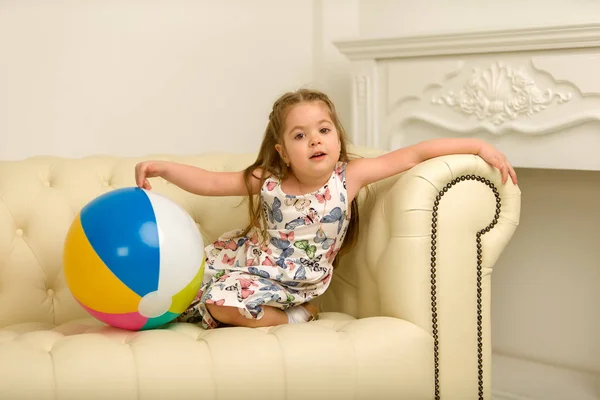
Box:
[135,89,517,329]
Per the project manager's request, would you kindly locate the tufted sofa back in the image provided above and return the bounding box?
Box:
[0,148,389,327]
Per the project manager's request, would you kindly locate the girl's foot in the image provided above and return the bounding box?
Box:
[285,303,319,323]
[301,303,318,321]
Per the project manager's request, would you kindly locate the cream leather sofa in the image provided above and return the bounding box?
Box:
[0,147,520,400]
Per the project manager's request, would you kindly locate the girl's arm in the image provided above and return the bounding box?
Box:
[346,138,517,200]
[134,161,262,196]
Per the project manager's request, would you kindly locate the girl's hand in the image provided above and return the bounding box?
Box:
[135,161,166,190]
[477,143,518,184]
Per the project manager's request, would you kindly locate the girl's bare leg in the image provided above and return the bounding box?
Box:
[205,304,288,327]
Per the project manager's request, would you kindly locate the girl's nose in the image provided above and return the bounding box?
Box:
[309,134,322,146]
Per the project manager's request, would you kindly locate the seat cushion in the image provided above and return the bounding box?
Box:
[0,313,434,400]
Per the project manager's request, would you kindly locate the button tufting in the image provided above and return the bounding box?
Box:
[44,181,51,187]
[15,229,23,237]
[47,288,54,297]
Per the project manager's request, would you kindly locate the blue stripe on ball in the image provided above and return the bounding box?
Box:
[80,187,160,297]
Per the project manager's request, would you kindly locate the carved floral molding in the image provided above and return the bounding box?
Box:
[432,62,572,125]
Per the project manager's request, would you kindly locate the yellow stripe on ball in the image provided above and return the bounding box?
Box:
[169,259,205,314]
[64,215,141,313]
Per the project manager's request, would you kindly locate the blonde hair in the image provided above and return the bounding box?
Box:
[241,88,360,266]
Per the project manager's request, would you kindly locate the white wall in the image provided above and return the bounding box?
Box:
[358,0,600,37]
[492,167,600,397]
[0,0,359,160]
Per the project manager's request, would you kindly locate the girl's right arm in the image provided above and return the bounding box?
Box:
[135,161,262,196]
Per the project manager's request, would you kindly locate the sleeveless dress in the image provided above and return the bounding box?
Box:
[177,162,350,329]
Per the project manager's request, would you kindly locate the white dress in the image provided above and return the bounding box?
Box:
[177,162,350,328]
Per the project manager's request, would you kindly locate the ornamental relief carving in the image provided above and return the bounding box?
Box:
[431,62,572,125]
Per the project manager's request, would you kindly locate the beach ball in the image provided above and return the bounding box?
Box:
[63,187,205,330]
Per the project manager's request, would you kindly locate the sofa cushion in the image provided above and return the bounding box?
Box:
[0,313,434,400]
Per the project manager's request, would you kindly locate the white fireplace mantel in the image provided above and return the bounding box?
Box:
[334,24,600,171]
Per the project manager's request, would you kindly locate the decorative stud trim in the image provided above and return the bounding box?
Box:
[430,175,501,400]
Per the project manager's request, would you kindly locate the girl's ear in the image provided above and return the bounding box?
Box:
[275,143,289,164]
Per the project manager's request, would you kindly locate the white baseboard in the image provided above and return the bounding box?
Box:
[492,390,535,400]
[492,352,600,400]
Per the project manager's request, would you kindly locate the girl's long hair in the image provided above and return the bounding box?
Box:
[240,89,360,266]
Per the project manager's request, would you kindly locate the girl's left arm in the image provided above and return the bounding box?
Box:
[346,138,517,200]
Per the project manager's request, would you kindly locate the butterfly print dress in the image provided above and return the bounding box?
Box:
[177,162,350,328]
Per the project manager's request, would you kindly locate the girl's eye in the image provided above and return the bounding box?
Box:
[294,133,305,140]
[320,128,330,134]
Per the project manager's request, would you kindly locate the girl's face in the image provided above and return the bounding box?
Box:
[275,101,341,179]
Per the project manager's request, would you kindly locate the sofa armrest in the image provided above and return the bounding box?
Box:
[375,154,521,399]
